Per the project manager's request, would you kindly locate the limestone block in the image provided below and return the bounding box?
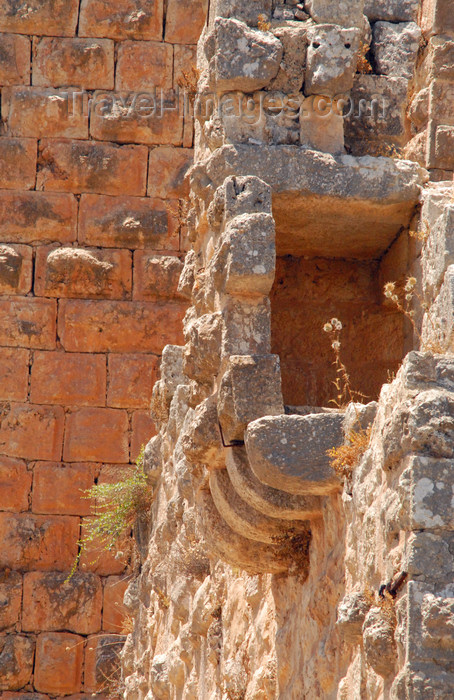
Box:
[209,18,283,93]
[221,298,271,356]
[421,266,454,352]
[372,21,421,79]
[344,401,378,435]
[180,397,224,469]
[212,0,273,27]
[421,594,454,649]
[430,125,454,172]
[177,250,198,299]
[362,607,396,677]
[0,635,35,691]
[0,244,32,295]
[400,456,454,531]
[305,25,361,97]
[306,0,364,27]
[392,665,454,700]
[210,468,309,543]
[218,354,284,442]
[300,96,345,154]
[151,345,185,424]
[364,0,419,21]
[245,413,344,495]
[143,434,163,485]
[409,87,429,131]
[226,447,324,520]
[420,36,454,84]
[223,176,272,222]
[422,205,454,300]
[406,531,454,585]
[269,25,308,93]
[183,312,223,383]
[337,591,371,643]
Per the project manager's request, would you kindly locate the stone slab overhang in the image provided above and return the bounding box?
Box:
[192,145,429,259]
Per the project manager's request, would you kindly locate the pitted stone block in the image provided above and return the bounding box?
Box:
[365,0,418,22]
[209,18,283,93]
[245,413,344,495]
[221,298,271,357]
[209,468,308,544]
[422,266,454,353]
[337,591,371,643]
[183,312,223,384]
[143,434,163,486]
[218,354,284,443]
[180,397,224,470]
[223,176,272,222]
[362,606,397,678]
[306,25,361,97]
[226,447,324,520]
[372,21,421,79]
[422,204,454,300]
[212,0,273,27]
[421,593,454,649]
[399,455,454,532]
[306,0,364,27]
[269,24,308,93]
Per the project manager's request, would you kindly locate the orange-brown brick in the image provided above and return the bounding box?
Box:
[102,576,129,633]
[84,633,125,693]
[0,513,79,571]
[148,146,193,199]
[165,0,208,44]
[34,246,132,299]
[0,190,77,244]
[79,0,163,40]
[107,353,158,409]
[58,299,186,353]
[0,138,37,190]
[0,570,22,630]
[0,635,35,691]
[133,252,184,301]
[90,90,183,145]
[0,34,30,86]
[78,194,179,249]
[174,44,197,87]
[0,347,29,401]
[22,571,102,634]
[116,41,173,91]
[63,407,129,462]
[0,244,33,295]
[0,298,56,349]
[79,514,129,577]
[131,410,156,461]
[32,462,97,515]
[30,351,106,407]
[2,87,88,139]
[0,457,31,512]
[34,632,83,695]
[37,139,147,196]
[0,403,64,460]
[0,0,79,36]
[33,38,114,90]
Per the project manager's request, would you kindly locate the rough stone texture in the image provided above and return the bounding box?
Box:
[372,21,421,79]
[365,0,419,21]
[305,24,361,96]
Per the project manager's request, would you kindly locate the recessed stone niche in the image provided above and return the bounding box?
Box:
[271,236,411,407]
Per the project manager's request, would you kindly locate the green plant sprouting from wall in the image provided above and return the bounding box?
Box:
[67,446,153,582]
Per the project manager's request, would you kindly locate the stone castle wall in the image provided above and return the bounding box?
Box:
[0,1,207,695]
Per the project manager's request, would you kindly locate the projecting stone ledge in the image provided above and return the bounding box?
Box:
[245,413,344,496]
[192,145,428,258]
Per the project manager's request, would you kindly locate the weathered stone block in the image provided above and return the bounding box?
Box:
[364,0,419,21]
[133,253,184,301]
[84,633,126,692]
[79,0,163,40]
[0,34,30,86]
[131,410,156,460]
[0,0,79,35]
[222,298,271,356]
[421,593,454,649]
[33,38,114,90]
[22,572,102,634]
[0,244,33,295]
[180,397,224,469]
[30,351,106,406]
[108,354,158,409]
[37,139,148,196]
[213,0,272,26]
[0,403,64,461]
[269,25,307,93]
[337,591,371,643]
[165,0,208,44]
[148,147,193,199]
[183,312,223,383]
[222,175,272,223]
[90,91,184,146]
[58,299,185,353]
[0,138,36,190]
[422,204,454,299]
[372,21,421,79]
[362,607,396,678]
[102,576,129,633]
[63,407,129,462]
[0,571,22,631]
[3,87,88,139]
[300,96,345,154]
[406,531,454,584]
[0,191,77,244]
[421,267,454,353]
[419,0,454,36]
[209,18,282,93]
[0,513,79,571]
[78,194,178,249]
[245,413,344,495]
[0,456,31,511]
[0,298,56,349]
[218,354,284,442]
[34,632,83,695]
[0,348,29,402]
[431,125,454,171]
[0,636,34,691]
[420,35,454,83]
[116,41,173,91]
[305,25,360,96]
[32,462,96,515]
[306,0,364,26]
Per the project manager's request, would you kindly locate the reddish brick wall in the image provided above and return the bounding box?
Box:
[0,0,207,694]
